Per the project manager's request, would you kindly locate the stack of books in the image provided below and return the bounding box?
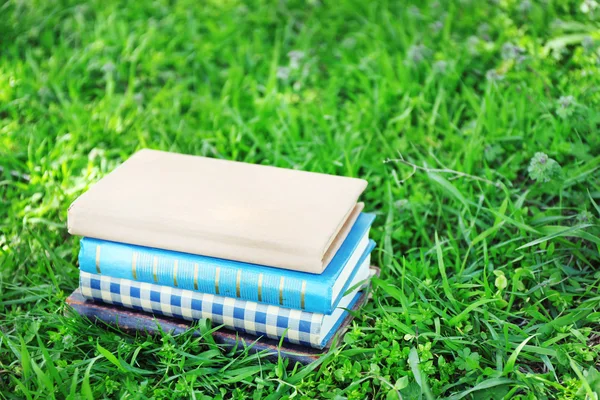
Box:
[67,149,376,349]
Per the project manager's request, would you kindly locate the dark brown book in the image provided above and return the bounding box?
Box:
[65,267,378,365]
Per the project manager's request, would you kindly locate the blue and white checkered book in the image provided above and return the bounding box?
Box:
[79,255,371,349]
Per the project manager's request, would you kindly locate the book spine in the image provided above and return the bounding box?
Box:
[79,271,323,348]
[79,238,327,313]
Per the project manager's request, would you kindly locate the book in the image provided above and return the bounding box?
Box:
[66,269,378,366]
[79,213,376,314]
[68,149,367,273]
[78,256,372,349]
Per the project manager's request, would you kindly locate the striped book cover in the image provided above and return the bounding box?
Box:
[79,213,375,314]
[79,263,370,348]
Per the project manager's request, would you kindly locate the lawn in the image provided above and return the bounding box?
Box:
[1,0,600,398]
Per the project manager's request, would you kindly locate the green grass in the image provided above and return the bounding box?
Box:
[1,0,600,398]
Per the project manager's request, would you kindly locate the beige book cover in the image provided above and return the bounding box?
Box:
[67,149,367,273]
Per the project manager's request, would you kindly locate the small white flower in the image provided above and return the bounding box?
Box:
[551,19,564,29]
[433,60,448,73]
[288,50,305,61]
[38,86,52,99]
[501,43,525,61]
[583,35,596,52]
[407,44,431,64]
[558,95,575,108]
[395,199,409,210]
[288,50,306,70]
[477,23,489,36]
[133,93,144,104]
[556,96,576,118]
[74,4,88,15]
[341,37,356,49]
[101,62,116,73]
[519,0,532,12]
[467,36,480,55]
[486,69,504,82]
[408,5,421,18]
[276,66,290,80]
[430,21,443,34]
[581,0,598,13]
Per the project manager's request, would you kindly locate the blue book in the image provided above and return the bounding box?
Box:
[79,257,373,349]
[79,213,376,314]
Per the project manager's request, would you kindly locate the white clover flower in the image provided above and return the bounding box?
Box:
[38,86,52,99]
[477,23,489,36]
[133,93,144,104]
[501,43,526,64]
[341,37,356,49]
[501,43,517,59]
[408,6,421,18]
[556,95,575,118]
[519,0,532,12]
[581,0,598,13]
[407,44,431,64]
[577,210,595,224]
[430,21,443,34]
[528,152,563,182]
[486,69,504,82]
[101,62,116,73]
[551,19,564,30]
[288,50,306,70]
[467,36,480,55]
[276,66,290,80]
[558,95,575,108]
[394,199,409,210]
[582,36,596,52]
[433,60,448,73]
[287,50,305,62]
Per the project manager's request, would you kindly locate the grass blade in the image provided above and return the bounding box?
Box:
[434,231,458,309]
[428,172,469,208]
[96,342,127,373]
[408,347,434,400]
[447,378,514,400]
[503,335,535,376]
[516,224,595,250]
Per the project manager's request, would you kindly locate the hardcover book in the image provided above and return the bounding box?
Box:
[68,149,367,273]
[66,269,378,365]
[79,255,372,349]
[79,213,375,314]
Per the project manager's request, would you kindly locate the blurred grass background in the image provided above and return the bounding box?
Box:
[1,0,600,398]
